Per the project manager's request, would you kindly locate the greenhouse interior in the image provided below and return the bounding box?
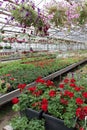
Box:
[0,0,87,130]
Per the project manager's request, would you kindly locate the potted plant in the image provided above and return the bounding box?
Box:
[12,75,87,130]
[10,115,45,130]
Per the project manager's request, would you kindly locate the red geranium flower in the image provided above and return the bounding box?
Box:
[28,86,36,93]
[82,92,87,98]
[12,97,19,104]
[33,90,42,97]
[76,98,84,105]
[60,98,68,105]
[74,86,81,91]
[46,80,54,87]
[76,107,81,117]
[70,78,76,83]
[64,90,74,98]
[18,84,26,89]
[42,98,48,104]
[49,90,56,97]
[70,83,76,88]
[79,127,84,130]
[83,106,87,114]
[41,98,48,112]
[76,106,87,120]
[41,104,48,112]
[10,77,15,81]
[63,78,69,83]
[36,77,45,84]
[59,83,64,88]
[5,74,11,77]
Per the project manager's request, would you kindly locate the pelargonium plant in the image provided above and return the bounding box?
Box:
[12,76,87,130]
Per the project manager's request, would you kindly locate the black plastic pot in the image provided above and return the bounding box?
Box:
[25,108,40,119]
[43,113,74,130]
[24,108,74,130]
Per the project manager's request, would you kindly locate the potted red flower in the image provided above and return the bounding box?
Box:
[12,76,87,130]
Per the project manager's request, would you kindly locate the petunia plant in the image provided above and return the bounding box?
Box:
[6,1,50,36]
[44,0,87,29]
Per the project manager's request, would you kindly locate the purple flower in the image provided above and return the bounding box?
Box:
[26,12,29,17]
[15,0,19,4]
[21,0,25,3]
[37,8,40,14]
[12,7,15,10]
[5,18,8,20]
[32,4,35,10]
[0,1,3,6]
[10,17,14,20]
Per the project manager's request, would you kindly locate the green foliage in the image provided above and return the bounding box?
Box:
[28,119,45,130]
[0,79,8,93]
[79,4,87,25]
[48,95,64,119]
[10,116,29,130]
[0,56,85,94]
[12,104,20,111]
[10,116,45,130]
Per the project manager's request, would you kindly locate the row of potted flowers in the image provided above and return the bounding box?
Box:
[11,71,87,130]
[0,56,85,94]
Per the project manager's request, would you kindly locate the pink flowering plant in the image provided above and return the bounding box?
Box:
[44,0,87,28]
[12,75,87,130]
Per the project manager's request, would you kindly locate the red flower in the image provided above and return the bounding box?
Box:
[74,86,81,91]
[41,104,48,112]
[28,86,36,93]
[79,127,84,130]
[46,80,54,87]
[59,83,64,88]
[63,78,69,83]
[76,107,82,117]
[36,77,45,84]
[33,90,42,97]
[70,78,76,83]
[76,106,87,120]
[5,74,11,77]
[83,106,87,114]
[76,98,84,105]
[12,97,19,104]
[64,90,74,98]
[10,77,15,81]
[49,90,56,97]
[60,98,68,105]
[42,98,48,104]
[41,98,48,112]
[82,92,87,98]
[70,83,76,88]
[18,84,26,89]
